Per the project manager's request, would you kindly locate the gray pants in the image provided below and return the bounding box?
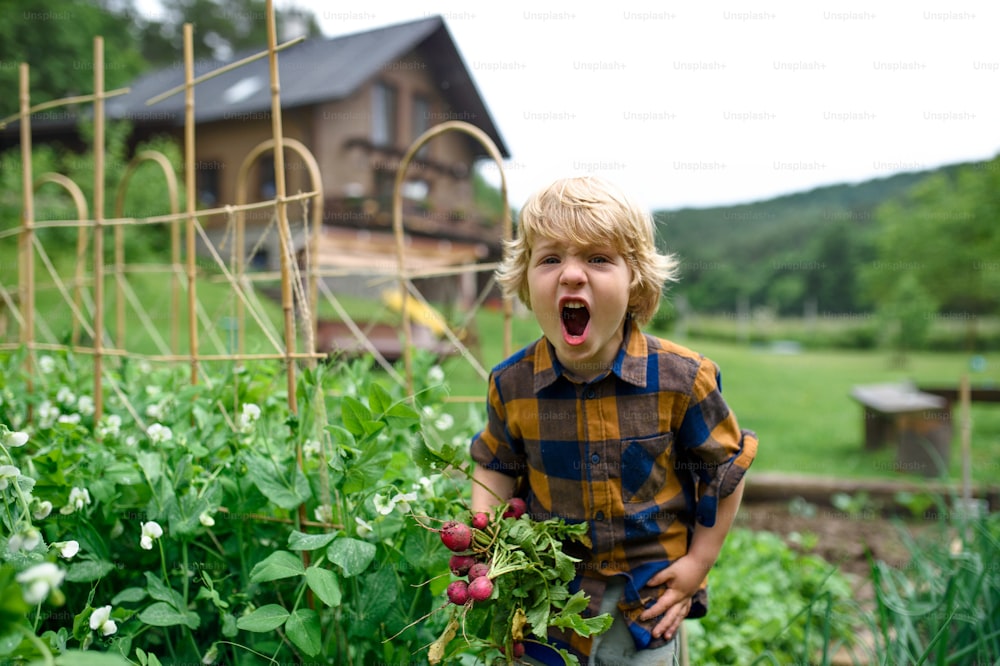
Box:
[525,577,679,666]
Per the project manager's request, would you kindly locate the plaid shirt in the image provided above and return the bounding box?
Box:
[470,319,758,662]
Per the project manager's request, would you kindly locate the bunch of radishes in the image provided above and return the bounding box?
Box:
[439,498,526,608]
[427,497,606,665]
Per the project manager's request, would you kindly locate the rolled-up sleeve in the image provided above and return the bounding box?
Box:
[469,372,526,477]
[677,359,758,526]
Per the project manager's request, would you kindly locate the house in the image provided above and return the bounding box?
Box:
[9,16,510,311]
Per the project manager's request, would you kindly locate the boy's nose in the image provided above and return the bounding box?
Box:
[559,258,587,285]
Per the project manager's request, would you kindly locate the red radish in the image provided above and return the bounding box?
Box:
[471,512,489,530]
[439,520,472,552]
[468,575,493,601]
[512,642,525,658]
[449,554,476,576]
[467,562,489,580]
[503,498,527,519]
[446,580,469,605]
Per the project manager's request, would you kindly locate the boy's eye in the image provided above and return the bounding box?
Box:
[540,256,560,265]
[590,256,609,264]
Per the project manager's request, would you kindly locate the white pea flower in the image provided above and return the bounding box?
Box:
[302,439,321,458]
[354,516,374,538]
[32,499,53,520]
[140,521,163,550]
[198,511,215,527]
[76,395,95,416]
[57,413,81,425]
[373,493,395,516]
[37,401,59,428]
[56,387,76,406]
[89,604,117,636]
[434,412,454,432]
[144,385,161,397]
[313,504,333,524]
[0,464,20,491]
[147,423,172,444]
[16,562,65,604]
[8,527,42,553]
[97,414,122,439]
[4,430,28,448]
[60,486,91,515]
[145,403,164,420]
[38,355,55,374]
[413,475,438,499]
[428,365,445,384]
[238,403,261,432]
[421,405,435,419]
[124,435,138,447]
[391,491,418,514]
[55,540,80,559]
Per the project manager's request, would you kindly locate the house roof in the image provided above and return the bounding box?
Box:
[107,15,509,157]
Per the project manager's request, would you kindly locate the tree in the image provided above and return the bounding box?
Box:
[132,0,322,66]
[862,154,1000,349]
[0,0,146,115]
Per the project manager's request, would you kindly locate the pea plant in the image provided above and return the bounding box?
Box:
[0,347,478,665]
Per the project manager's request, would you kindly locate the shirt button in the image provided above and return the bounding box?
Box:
[595,511,605,521]
[600,560,609,569]
[585,389,596,399]
[590,453,600,464]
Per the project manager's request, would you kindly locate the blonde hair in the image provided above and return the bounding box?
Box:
[496,176,680,325]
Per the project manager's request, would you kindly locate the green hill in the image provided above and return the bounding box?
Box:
[655,163,973,315]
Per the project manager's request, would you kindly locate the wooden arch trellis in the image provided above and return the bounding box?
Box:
[0,1,513,429]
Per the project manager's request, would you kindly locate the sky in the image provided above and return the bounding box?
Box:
[182,0,1000,210]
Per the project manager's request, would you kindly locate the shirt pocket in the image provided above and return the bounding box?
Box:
[620,432,674,503]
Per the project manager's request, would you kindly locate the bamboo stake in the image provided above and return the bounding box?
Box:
[92,37,106,422]
[183,24,198,385]
[18,63,35,405]
[960,374,971,506]
[264,0,297,415]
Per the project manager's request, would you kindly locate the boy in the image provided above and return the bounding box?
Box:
[470,176,758,665]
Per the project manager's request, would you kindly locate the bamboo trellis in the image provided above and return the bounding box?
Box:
[0,0,514,428]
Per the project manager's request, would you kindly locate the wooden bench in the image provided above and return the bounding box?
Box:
[849,382,953,477]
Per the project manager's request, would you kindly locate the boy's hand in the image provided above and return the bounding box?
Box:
[638,556,706,641]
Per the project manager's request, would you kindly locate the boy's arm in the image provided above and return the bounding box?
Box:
[639,477,746,641]
[470,464,517,514]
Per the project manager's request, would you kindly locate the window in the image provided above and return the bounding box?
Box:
[371,82,398,147]
[412,94,431,159]
[197,161,220,207]
[259,155,276,200]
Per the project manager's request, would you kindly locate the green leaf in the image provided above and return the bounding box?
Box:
[235,604,289,632]
[304,567,342,607]
[47,650,132,665]
[340,396,373,436]
[288,530,337,551]
[285,609,322,657]
[138,602,199,629]
[245,454,312,510]
[110,587,147,605]
[64,559,115,583]
[249,551,306,583]
[326,537,376,577]
[144,572,185,610]
[368,382,392,416]
[385,401,421,428]
[551,610,613,638]
[136,451,162,483]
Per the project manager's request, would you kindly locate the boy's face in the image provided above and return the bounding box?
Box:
[527,237,632,381]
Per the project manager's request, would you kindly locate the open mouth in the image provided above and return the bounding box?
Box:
[561,301,590,340]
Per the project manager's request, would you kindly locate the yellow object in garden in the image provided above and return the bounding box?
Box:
[382,289,450,337]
